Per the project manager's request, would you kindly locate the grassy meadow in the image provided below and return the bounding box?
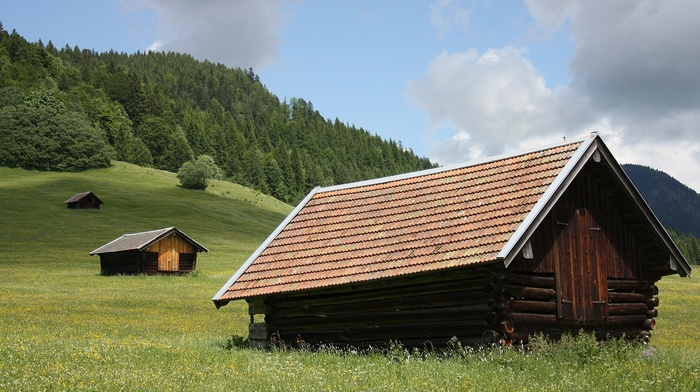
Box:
[1,163,699,391]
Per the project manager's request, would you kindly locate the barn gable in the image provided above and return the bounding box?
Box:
[65,191,103,209]
[90,227,208,275]
[213,134,690,348]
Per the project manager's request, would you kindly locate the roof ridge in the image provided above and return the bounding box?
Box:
[317,135,589,194]
[297,163,563,217]
[123,227,173,236]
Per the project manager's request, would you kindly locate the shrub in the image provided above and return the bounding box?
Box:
[177,154,222,190]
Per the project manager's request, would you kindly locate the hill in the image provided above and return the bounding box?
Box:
[0,23,436,206]
[623,164,700,264]
[622,164,700,237]
[0,162,291,276]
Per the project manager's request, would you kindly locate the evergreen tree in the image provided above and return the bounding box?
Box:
[0,89,111,171]
[135,116,193,171]
[0,25,438,204]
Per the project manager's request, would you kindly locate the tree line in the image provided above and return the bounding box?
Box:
[668,228,700,265]
[0,23,436,204]
[622,164,700,239]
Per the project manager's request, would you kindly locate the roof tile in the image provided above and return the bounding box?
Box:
[217,140,584,301]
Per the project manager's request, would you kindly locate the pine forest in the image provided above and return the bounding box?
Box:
[0,23,436,205]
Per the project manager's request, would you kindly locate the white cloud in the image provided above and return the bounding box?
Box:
[121,0,289,69]
[411,0,700,191]
[407,47,594,164]
[566,0,700,120]
[430,0,472,38]
[146,39,166,53]
[523,0,573,35]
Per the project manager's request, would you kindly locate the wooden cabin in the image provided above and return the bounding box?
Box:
[65,191,103,209]
[212,134,691,349]
[90,227,208,275]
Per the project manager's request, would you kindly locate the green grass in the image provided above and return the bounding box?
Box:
[1,164,699,391]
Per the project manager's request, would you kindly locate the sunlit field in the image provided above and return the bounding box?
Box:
[1,164,698,391]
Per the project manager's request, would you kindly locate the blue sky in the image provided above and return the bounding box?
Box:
[3,0,700,192]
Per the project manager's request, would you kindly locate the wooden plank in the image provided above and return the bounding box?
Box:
[271,291,489,318]
[506,273,555,288]
[269,304,491,331]
[268,265,499,304]
[607,279,654,291]
[509,286,557,300]
[270,275,491,309]
[248,323,268,340]
[608,303,649,316]
[605,314,648,327]
[508,300,557,314]
[511,312,558,327]
[247,298,267,315]
[608,292,648,303]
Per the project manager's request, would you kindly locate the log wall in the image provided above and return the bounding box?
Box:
[249,264,505,349]
[67,200,101,209]
[99,250,141,275]
[487,271,659,344]
[143,252,196,274]
[101,250,196,275]
[501,162,661,343]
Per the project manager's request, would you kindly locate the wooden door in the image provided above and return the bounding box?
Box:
[554,206,608,322]
[158,248,180,271]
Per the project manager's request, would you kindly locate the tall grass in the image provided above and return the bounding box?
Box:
[1,164,698,391]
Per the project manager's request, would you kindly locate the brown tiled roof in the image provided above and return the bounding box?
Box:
[89,227,208,255]
[214,137,591,303]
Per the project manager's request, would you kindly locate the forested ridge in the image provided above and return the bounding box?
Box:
[623,164,700,264]
[0,23,436,204]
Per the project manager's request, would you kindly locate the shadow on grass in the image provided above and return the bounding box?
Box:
[218,334,249,351]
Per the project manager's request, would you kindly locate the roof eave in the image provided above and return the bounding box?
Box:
[89,234,128,255]
[498,135,692,278]
[317,136,595,194]
[90,227,209,256]
[595,144,691,277]
[138,227,209,253]
[211,186,323,307]
[498,134,599,267]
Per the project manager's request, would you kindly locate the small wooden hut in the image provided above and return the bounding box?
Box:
[65,191,103,209]
[90,227,208,275]
[212,134,691,349]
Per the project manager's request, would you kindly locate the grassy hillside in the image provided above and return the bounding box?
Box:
[1,165,699,391]
[0,163,293,389]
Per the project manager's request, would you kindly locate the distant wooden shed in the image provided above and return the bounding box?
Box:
[213,134,691,349]
[90,227,208,275]
[65,191,103,209]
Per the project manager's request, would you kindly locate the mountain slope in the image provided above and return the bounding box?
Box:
[0,163,292,279]
[623,164,700,238]
[0,25,437,206]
